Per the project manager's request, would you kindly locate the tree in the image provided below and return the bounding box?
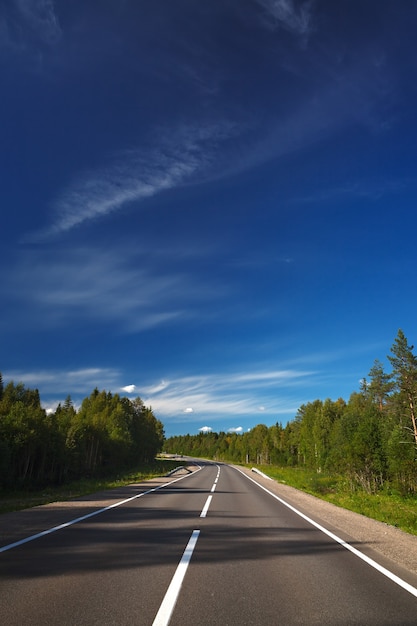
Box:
[127,397,164,464]
[388,329,417,448]
[367,359,394,412]
[0,381,52,486]
[327,392,387,493]
[248,424,270,464]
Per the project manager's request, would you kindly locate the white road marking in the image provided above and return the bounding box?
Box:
[0,467,203,554]
[210,483,217,492]
[152,529,200,626]
[200,495,213,518]
[234,466,417,599]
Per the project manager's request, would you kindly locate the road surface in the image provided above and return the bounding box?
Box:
[1,462,417,624]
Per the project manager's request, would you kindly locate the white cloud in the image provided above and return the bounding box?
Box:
[4,245,219,333]
[142,367,315,422]
[146,380,169,394]
[121,384,136,393]
[4,367,120,395]
[4,360,327,430]
[199,426,212,433]
[27,122,235,242]
[256,0,313,35]
[228,426,243,433]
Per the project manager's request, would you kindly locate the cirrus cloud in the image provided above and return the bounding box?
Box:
[26,122,237,242]
[255,0,313,35]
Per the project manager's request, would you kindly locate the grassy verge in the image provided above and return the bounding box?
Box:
[252,465,417,536]
[0,459,181,515]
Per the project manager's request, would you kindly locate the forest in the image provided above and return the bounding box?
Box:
[164,330,417,496]
[0,381,164,490]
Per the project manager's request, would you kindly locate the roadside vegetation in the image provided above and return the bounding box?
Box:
[164,329,417,536]
[0,459,181,514]
[0,379,166,503]
[3,329,417,533]
[252,465,417,536]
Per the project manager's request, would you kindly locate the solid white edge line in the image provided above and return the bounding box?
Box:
[233,466,417,598]
[0,466,204,554]
[152,529,200,626]
[200,495,213,517]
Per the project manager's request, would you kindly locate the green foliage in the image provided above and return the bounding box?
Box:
[388,329,417,448]
[0,378,164,491]
[255,465,417,536]
[4,329,417,498]
[0,460,180,514]
[165,330,417,497]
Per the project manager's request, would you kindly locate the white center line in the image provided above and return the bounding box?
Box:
[152,530,200,626]
[200,495,212,518]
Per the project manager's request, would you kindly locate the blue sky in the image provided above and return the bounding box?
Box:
[2,1,417,437]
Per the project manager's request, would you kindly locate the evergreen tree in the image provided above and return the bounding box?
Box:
[388,329,417,448]
[367,359,394,411]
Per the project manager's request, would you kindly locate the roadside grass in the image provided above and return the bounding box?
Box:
[0,459,181,515]
[252,465,417,537]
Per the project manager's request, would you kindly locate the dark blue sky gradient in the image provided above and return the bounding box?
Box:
[2,1,417,436]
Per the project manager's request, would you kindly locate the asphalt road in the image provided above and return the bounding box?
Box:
[1,462,417,625]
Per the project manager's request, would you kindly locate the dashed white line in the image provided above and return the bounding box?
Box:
[152,530,200,626]
[200,495,213,518]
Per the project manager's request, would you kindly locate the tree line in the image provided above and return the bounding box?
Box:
[0,377,164,489]
[164,330,417,495]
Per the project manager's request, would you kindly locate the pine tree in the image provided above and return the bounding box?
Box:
[388,329,417,448]
[367,359,394,411]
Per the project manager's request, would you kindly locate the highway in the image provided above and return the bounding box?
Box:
[1,462,417,625]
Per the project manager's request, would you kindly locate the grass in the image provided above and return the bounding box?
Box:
[0,459,181,515]
[252,464,417,536]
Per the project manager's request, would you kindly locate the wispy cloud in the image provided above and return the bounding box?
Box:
[3,359,345,431]
[3,366,127,415]
[140,368,316,424]
[4,245,220,333]
[1,0,61,52]
[27,123,236,242]
[255,0,313,35]
[4,367,120,395]
[16,0,61,43]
